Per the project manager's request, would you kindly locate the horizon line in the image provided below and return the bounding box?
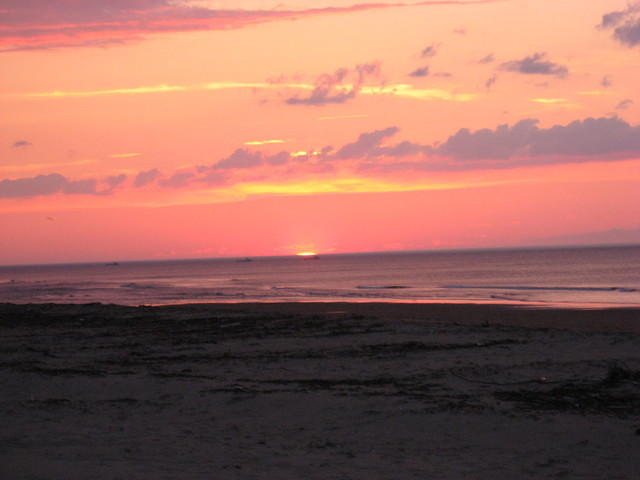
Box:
[2,242,639,269]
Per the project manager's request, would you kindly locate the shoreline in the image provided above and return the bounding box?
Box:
[2,301,640,334]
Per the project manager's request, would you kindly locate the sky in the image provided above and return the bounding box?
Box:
[1,0,640,265]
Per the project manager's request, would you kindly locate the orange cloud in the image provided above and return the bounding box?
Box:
[108,153,143,158]
[244,140,288,146]
[27,85,186,98]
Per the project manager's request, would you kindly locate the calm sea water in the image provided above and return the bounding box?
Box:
[1,245,639,308]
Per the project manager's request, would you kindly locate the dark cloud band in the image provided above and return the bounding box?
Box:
[0,1,505,52]
[5,116,640,199]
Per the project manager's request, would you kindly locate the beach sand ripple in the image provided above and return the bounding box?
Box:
[1,303,639,479]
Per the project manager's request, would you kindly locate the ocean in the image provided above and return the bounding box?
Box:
[1,245,639,308]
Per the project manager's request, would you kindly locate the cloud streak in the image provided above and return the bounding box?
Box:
[361,84,476,102]
[26,80,477,104]
[0,0,506,52]
[28,84,187,98]
[244,139,287,146]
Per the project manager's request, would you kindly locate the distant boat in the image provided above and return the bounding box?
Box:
[105,262,120,266]
[236,257,253,262]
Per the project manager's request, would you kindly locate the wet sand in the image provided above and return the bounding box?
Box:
[1,302,640,479]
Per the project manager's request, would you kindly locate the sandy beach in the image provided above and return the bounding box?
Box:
[1,302,640,479]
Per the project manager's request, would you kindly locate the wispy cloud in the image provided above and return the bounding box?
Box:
[109,153,142,158]
[318,114,368,121]
[615,98,634,110]
[26,79,476,105]
[11,140,32,148]
[420,43,439,58]
[204,82,312,92]
[531,98,568,104]
[25,82,311,98]
[244,139,287,146]
[362,84,477,102]
[3,38,137,53]
[28,85,186,98]
[0,0,505,52]
[576,90,611,96]
[285,63,381,106]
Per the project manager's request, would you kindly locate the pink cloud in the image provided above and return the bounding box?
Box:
[6,116,640,199]
[0,0,507,52]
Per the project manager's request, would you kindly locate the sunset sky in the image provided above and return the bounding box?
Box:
[2,0,640,264]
